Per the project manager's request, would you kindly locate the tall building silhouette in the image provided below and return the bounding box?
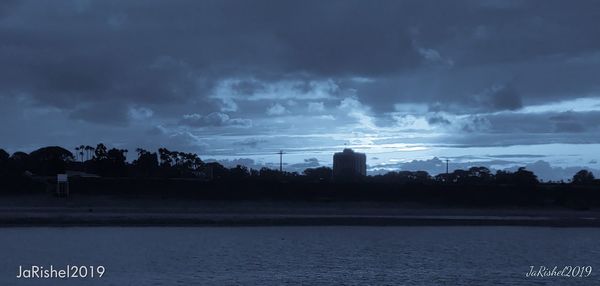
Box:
[333,148,366,180]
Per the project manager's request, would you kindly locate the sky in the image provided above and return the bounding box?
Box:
[1,0,600,180]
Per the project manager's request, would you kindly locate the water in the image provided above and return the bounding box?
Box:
[0,227,598,285]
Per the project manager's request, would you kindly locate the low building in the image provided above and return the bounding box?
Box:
[65,170,100,178]
[333,148,366,180]
[56,174,69,196]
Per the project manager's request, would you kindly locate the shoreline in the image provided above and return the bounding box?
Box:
[2,212,600,227]
[2,194,600,227]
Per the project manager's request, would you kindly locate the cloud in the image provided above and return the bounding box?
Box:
[68,102,130,126]
[475,84,523,111]
[289,157,320,170]
[162,131,208,151]
[2,1,599,117]
[416,47,454,66]
[427,115,451,126]
[338,97,376,130]
[266,103,287,116]
[179,112,251,128]
[235,138,267,148]
[487,154,546,159]
[307,102,325,113]
[1,0,600,171]
[128,107,154,120]
[484,111,600,135]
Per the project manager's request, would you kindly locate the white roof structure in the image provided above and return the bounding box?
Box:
[57,174,68,182]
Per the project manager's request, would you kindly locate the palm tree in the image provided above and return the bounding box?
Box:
[84,145,95,161]
[74,146,80,159]
[78,145,85,162]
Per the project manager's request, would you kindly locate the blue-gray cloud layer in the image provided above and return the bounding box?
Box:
[1,0,599,170]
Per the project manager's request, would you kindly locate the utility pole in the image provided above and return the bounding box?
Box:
[445,159,449,175]
[278,150,284,172]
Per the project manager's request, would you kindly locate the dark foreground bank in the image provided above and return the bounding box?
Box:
[2,195,600,227]
[2,176,600,227]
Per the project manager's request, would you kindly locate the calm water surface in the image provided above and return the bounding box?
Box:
[0,226,598,285]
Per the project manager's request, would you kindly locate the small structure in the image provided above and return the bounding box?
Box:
[56,174,69,197]
[65,170,100,178]
[333,148,367,181]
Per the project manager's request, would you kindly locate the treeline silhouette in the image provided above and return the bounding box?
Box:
[1,144,598,184]
[1,144,599,208]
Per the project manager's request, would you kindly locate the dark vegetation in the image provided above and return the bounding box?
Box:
[1,144,599,208]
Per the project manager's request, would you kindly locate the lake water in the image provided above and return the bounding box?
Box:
[0,226,598,285]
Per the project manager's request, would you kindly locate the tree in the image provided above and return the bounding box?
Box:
[74,146,81,161]
[107,148,127,165]
[259,167,282,180]
[89,144,128,177]
[84,145,95,161]
[413,171,431,182]
[103,148,128,177]
[452,167,493,184]
[434,173,450,183]
[94,143,108,160]
[230,165,250,179]
[513,167,538,186]
[205,162,229,180]
[9,152,29,173]
[572,170,595,185]
[132,148,159,177]
[448,169,469,184]
[0,149,9,177]
[155,148,205,177]
[0,149,8,161]
[158,148,173,167]
[78,145,85,162]
[303,167,333,182]
[494,170,511,184]
[28,146,74,175]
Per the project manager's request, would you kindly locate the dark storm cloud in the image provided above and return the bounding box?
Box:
[427,115,451,126]
[0,0,424,125]
[478,85,523,111]
[411,110,600,147]
[484,111,600,134]
[69,101,130,125]
[2,0,600,116]
[413,0,600,65]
